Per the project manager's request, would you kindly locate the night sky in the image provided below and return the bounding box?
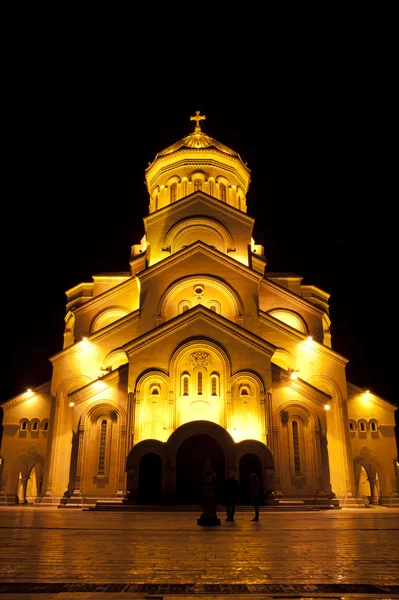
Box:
[3,79,394,428]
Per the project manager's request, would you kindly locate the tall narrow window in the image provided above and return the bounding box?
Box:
[211,375,217,396]
[197,372,203,395]
[292,420,301,473]
[220,183,226,202]
[98,420,107,474]
[183,376,189,395]
[170,183,177,203]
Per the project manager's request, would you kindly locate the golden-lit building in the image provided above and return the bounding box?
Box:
[1,113,398,509]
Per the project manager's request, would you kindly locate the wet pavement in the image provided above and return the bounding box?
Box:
[0,505,398,599]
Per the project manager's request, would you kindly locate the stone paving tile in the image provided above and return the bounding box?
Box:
[0,506,398,598]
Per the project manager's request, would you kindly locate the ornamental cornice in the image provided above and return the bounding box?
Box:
[287,380,329,404]
[347,382,397,412]
[146,149,250,184]
[2,381,52,410]
[144,193,254,228]
[123,305,275,359]
[279,374,331,405]
[68,368,124,404]
[138,242,262,286]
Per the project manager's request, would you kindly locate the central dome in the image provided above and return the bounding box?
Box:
[145,111,251,215]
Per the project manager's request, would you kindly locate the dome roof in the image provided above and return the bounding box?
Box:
[144,112,251,216]
[148,111,246,164]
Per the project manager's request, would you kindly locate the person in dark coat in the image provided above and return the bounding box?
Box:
[250,473,260,521]
[224,473,240,521]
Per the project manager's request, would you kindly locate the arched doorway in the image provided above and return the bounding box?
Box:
[137,453,162,505]
[356,463,381,505]
[176,434,226,505]
[239,453,265,505]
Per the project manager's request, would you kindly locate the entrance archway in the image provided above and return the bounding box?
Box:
[137,453,162,505]
[239,453,265,505]
[176,433,226,505]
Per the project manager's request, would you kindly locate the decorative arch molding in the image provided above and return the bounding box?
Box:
[168,420,235,454]
[79,400,127,431]
[215,175,230,186]
[72,400,127,498]
[268,309,308,334]
[230,371,265,395]
[91,306,130,333]
[271,348,294,371]
[102,348,129,371]
[158,275,243,323]
[189,170,207,183]
[163,217,234,254]
[136,371,171,394]
[126,439,167,470]
[306,375,341,407]
[170,339,231,376]
[236,439,275,469]
[166,175,181,186]
[57,374,93,402]
[275,400,320,428]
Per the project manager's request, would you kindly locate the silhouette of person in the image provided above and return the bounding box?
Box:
[250,473,260,521]
[225,473,240,521]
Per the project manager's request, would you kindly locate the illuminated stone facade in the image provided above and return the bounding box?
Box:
[1,113,398,508]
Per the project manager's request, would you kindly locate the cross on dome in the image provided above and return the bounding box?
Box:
[190,111,206,132]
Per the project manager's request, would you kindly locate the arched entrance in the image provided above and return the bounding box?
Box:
[239,453,265,505]
[176,433,226,505]
[137,452,162,505]
[353,448,393,506]
[125,422,274,507]
[355,460,381,505]
[8,448,44,505]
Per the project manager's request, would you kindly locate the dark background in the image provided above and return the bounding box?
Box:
[2,35,395,446]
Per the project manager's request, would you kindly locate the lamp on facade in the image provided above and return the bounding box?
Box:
[288,369,299,380]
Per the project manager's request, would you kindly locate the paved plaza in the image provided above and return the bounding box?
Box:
[0,506,398,599]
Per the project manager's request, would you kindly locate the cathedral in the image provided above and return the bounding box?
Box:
[1,113,398,509]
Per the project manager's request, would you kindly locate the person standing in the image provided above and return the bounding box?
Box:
[250,473,260,521]
[224,473,240,521]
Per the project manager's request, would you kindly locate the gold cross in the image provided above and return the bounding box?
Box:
[190,111,206,132]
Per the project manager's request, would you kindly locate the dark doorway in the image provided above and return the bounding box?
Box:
[137,452,162,504]
[176,434,226,505]
[239,453,265,505]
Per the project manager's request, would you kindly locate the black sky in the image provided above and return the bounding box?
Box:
[2,53,394,421]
